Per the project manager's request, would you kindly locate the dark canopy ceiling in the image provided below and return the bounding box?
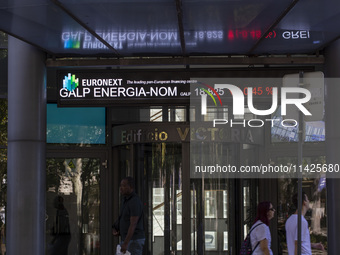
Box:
[1,0,340,59]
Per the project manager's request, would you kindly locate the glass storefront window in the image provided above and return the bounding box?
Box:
[152,187,183,240]
[276,156,327,254]
[47,104,106,144]
[205,190,217,218]
[150,106,188,122]
[223,191,228,219]
[168,107,187,122]
[234,107,253,120]
[190,106,196,122]
[117,143,182,254]
[271,107,325,143]
[203,106,228,122]
[190,177,232,253]
[111,106,189,123]
[305,121,325,142]
[149,107,163,122]
[46,157,100,255]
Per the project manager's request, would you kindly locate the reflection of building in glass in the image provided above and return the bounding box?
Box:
[305,121,325,141]
[271,116,325,142]
[277,176,327,253]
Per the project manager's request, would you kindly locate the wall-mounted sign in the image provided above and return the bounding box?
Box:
[113,123,263,146]
[57,70,193,106]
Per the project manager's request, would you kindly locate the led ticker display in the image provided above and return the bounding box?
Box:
[58,72,284,107]
[61,28,322,53]
[62,30,224,50]
[227,30,262,40]
[225,29,312,41]
[243,87,273,96]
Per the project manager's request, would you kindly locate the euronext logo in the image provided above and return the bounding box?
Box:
[63,73,79,92]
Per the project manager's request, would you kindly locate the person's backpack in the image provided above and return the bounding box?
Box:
[240,223,264,255]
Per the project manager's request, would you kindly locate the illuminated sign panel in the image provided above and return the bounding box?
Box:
[61,29,319,53]
[57,70,193,106]
[58,72,305,108]
[61,30,224,50]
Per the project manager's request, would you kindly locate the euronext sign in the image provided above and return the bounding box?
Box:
[57,70,193,106]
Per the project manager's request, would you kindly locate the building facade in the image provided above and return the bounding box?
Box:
[2,8,340,253]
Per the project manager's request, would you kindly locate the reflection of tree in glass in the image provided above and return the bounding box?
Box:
[46,158,100,254]
[0,34,7,60]
[79,158,100,254]
[80,158,100,230]
[0,99,7,146]
[0,98,7,249]
[46,159,65,193]
[0,148,6,226]
[0,32,7,48]
[150,143,181,252]
[0,99,8,227]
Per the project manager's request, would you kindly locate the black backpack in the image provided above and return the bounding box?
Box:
[240,223,264,255]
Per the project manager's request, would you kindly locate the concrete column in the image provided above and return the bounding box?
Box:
[324,39,340,254]
[7,36,46,254]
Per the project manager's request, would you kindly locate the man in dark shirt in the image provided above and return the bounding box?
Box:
[113,177,145,254]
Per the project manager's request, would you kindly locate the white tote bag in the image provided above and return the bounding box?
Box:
[116,244,131,255]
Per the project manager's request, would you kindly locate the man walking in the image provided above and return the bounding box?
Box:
[113,177,145,254]
[285,192,324,255]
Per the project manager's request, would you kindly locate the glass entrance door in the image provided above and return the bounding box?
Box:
[189,142,260,255]
[45,157,101,255]
[116,143,183,255]
[191,178,230,254]
[190,143,237,255]
[115,141,259,255]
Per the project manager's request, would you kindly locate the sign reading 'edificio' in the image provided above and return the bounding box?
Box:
[57,70,193,106]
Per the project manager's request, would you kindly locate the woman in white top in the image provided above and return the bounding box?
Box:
[250,201,275,255]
